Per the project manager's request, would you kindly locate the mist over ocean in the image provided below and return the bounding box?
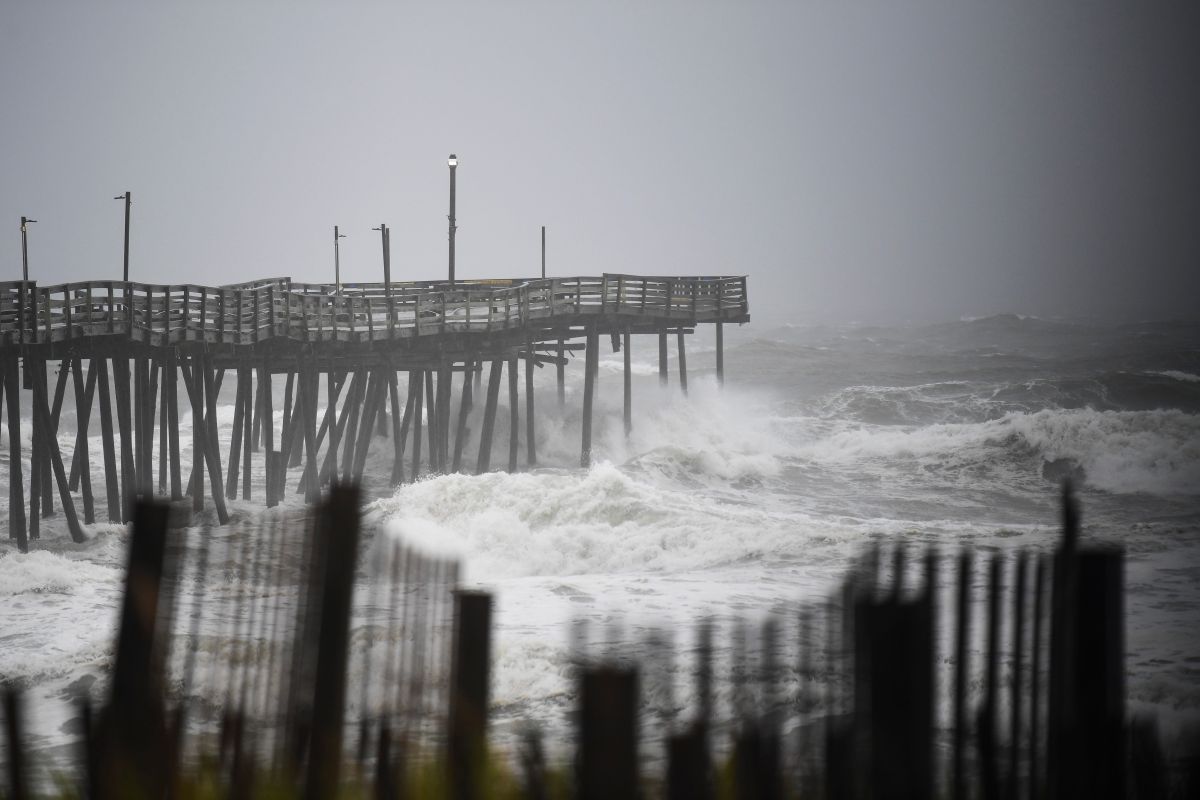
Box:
[2,313,1199,771]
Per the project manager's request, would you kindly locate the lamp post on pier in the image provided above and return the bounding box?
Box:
[372,223,391,285]
[448,153,457,287]
[20,216,37,281]
[113,191,131,281]
[333,225,347,294]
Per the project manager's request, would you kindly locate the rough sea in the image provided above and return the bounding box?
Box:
[2,313,1199,779]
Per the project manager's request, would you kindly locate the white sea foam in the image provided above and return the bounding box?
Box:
[1153,370,1200,383]
[796,408,1200,496]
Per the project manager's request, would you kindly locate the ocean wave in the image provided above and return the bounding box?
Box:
[796,408,1200,496]
[816,370,1200,426]
[366,463,821,580]
[1154,370,1200,383]
[0,550,120,596]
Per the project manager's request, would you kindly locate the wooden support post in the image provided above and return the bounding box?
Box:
[439,364,453,470]
[475,361,502,475]
[715,322,724,387]
[4,356,27,550]
[374,371,388,441]
[395,373,415,484]
[388,369,405,486]
[323,369,362,486]
[677,329,688,396]
[32,360,85,542]
[623,329,632,438]
[979,555,1002,798]
[557,337,566,407]
[578,667,639,800]
[347,369,376,483]
[352,369,386,483]
[69,357,97,490]
[112,358,135,520]
[250,367,262,452]
[30,364,41,537]
[167,349,182,501]
[71,358,96,524]
[300,368,340,492]
[658,330,668,386]
[29,359,49,526]
[1029,556,1046,800]
[508,354,519,473]
[50,359,70,432]
[1009,553,1028,795]
[283,379,307,493]
[134,356,147,493]
[226,366,247,499]
[186,358,204,513]
[452,359,474,473]
[241,364,253,500]
[97,358,122,522]
[340,366,365,481]
[313,370,346,453]
[282,369,296,470]
[410,370,424,481]
[200,358,230,524]
[581,326,598,468]
[526,346,537,466]
[158,357,169,495]
[146,359,159,495]
[425,369,438,473]
[448,591,493,800]
[49,362,69,509]
[303,485,361,799]
[301,358,321,503]
[259,363,273,499]
[953,551,971,800]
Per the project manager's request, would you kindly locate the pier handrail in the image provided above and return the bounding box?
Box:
[0,274,748,347]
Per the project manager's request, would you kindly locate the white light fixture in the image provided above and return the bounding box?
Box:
[448,153,458,167]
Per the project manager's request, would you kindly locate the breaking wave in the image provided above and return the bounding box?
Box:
[796,408,1200,496]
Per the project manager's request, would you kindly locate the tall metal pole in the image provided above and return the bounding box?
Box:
[334,225,346,294]
[114,192,131,281]
[448,154,457,287]
[20,217,36,281]
[372,224,390,284]
[541,225,545,280]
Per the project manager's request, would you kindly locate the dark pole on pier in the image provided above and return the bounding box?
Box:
[372,224,389,282]
[333,226,346,294]
[448,153,458,287]
[20,216,36,281]
[114,192,131,281]
[541,225,545,280]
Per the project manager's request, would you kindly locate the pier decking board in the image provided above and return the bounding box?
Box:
[1,273,747,546]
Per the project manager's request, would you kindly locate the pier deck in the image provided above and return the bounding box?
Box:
[0,273,748,549]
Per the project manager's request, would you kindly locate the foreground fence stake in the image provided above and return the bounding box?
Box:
[449,590,493,800]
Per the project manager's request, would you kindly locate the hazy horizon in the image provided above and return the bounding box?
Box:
[4,2,1197,326]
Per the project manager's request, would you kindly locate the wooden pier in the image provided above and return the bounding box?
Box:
[0,274,748,549]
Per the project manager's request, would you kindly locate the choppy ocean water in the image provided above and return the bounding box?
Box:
[2,313,1199,776]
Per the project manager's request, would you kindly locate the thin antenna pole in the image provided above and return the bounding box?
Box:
[19,216,36,281]
[541,225,545,280]
[334,225,346,295]
[448,154,457,287]
[113,192,131,281]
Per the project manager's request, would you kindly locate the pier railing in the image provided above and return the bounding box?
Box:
[0,274,747,347]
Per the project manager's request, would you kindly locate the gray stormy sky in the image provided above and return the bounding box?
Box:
[3,2,1197,326]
